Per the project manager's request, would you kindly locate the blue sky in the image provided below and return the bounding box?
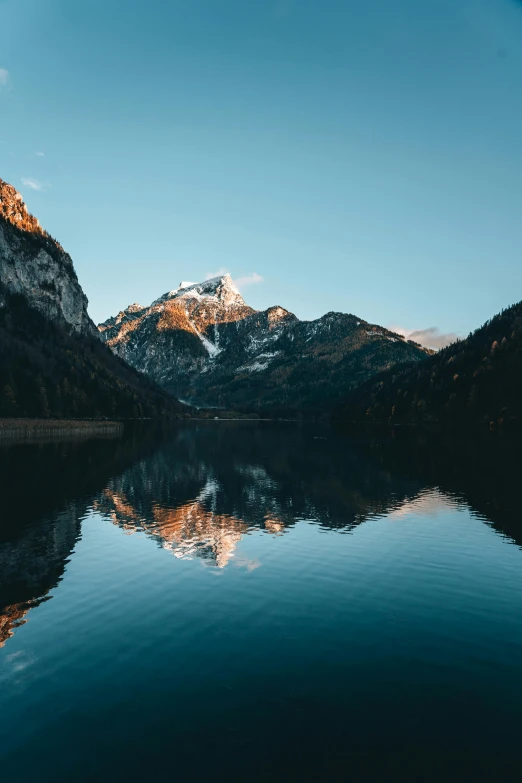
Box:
[1,0,521,343]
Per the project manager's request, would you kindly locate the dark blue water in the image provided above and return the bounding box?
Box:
[1,423,521,781]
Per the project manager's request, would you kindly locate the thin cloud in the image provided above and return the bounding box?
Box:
[234,272,264,290]
[34,151,45,157]
[21,177,48,192]
[390,324,458,351]
[0,68,9,87]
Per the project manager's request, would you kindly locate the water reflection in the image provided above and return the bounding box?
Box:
[96,481,251,567]
[0,422,520,645]
[0,432,164,646]
[91,424,424,567]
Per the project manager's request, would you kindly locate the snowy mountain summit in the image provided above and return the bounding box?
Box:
[99,274,430,409]
[99,273,255,370]
[152,273,246,309]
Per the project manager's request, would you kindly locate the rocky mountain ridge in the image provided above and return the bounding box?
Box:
[99,274,431,409]
[0,179,95,334]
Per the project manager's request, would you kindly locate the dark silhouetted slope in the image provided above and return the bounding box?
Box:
[334,301,522,430]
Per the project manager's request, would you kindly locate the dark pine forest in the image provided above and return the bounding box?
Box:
[0,285,186,419]
[335,301,522,431]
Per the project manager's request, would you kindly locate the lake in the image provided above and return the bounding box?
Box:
[1,422,521,781]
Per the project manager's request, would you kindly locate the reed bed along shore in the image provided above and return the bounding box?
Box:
[0,418,124,441]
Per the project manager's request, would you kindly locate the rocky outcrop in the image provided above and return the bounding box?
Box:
[99,274,431,409]
[99,275,257,392]
[0,179,95,334]
[0,177,186,419]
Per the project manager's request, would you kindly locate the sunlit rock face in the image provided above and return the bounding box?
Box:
[99,275,430,409]
[98,274,257,392]
[0,179,95,334]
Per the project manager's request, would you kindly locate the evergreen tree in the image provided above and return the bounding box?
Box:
[36,375,50,418]
[1,383,18,416]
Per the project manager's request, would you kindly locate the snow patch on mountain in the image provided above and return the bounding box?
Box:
[198,332,221,358]
[238,351,280,373]
[240,360,271,373]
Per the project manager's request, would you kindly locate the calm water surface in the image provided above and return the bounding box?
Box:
[0,422,521,781]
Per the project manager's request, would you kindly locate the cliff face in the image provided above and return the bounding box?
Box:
[0,177,186,419]
[0,179,95,335]
[99,274,431,410]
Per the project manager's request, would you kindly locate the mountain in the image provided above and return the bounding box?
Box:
[0,178,186,418]
[334,300,522,430]
[99,274,430,410]
[0,179,94,334]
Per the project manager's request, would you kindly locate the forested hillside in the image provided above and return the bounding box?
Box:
[0,285,186,419]
[334,301,522,430]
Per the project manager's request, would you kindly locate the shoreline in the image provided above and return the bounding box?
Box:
[0,418,124,440]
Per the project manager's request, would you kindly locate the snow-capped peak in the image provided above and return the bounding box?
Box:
[204,272,237,290]
[152,273,245,307]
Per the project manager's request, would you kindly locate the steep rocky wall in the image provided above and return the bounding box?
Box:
[0,179,95,335]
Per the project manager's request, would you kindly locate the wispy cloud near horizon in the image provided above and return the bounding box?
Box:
[0,68,9,87]
[21,177,49,192]
[390,324,458,351]
[34,151,45,157]
[234,272,263,289]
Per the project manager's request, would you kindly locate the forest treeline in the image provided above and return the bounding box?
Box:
[334,300,522,431]
[0,285,187,419]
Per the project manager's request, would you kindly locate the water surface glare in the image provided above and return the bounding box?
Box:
[1,422,521,781]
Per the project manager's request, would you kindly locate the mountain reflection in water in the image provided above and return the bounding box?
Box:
[92,428,459,568]
[95,424,522,566]
[0,423,520,641]
[96,483,251,568]
[0,422,521,781]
